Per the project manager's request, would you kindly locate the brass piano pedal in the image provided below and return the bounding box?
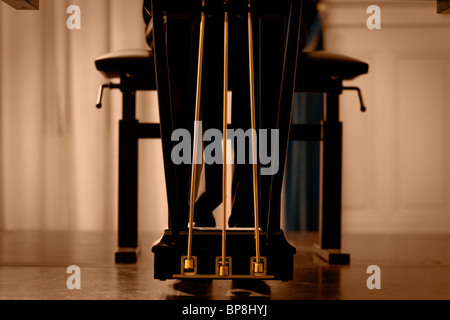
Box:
[181,256,197,276]
[216,256,232,277]
[251,257,267,277]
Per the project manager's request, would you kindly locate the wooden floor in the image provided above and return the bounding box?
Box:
[0,230,449,300]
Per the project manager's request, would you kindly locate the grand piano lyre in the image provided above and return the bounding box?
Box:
[152,0,300,281]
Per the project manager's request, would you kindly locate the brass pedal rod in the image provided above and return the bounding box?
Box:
[186,0,207,266]
[220,3,230,276]
[247,0,261,266]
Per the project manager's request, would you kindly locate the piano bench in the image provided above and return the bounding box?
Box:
[95,49,156,86]
[95,49,368,101]
[94,49,159,264]
[297,51,368,95]
[94,48,369,265]
[295,51,368,265]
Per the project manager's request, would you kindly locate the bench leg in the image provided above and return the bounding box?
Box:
[315,93,349,265]
[116,91,140,263]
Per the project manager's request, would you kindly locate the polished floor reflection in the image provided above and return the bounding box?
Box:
[0,231,449,300]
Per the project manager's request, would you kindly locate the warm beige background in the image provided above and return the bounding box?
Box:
[323,0,450,233]
[1,0,450,234]
[0,0,167,232]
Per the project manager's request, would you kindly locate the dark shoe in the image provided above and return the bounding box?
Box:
[193,213,216,228]
[193,195,217,227]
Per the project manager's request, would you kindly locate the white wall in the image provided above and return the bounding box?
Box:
[322,0,450,233]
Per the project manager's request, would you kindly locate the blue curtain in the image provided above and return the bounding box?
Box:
[283,3,324,231]
[283,93,323,231]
